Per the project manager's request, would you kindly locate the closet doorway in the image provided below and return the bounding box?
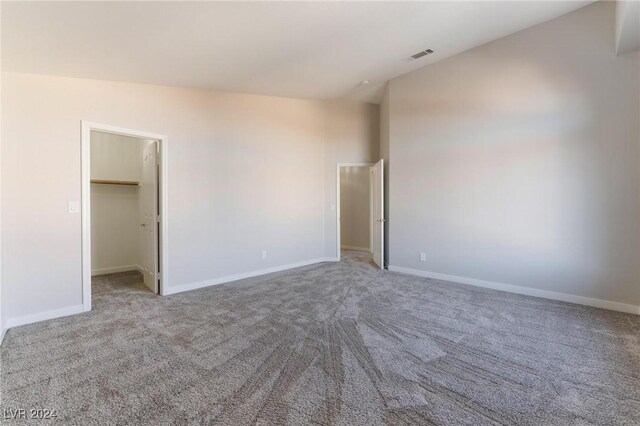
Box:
[81,122,168,311]
[336,163,374,262]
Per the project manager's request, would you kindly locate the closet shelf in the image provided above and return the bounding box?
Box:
[91,179,140,186]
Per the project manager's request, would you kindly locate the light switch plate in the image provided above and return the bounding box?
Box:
[68,201,79,213]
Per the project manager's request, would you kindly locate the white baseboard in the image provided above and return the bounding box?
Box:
[92,264,142,276]
[341,245,370,253]
[388,265,640,315]
[164,257,337,296]
[5,304,86,330]
[3,259,341,334]
[0,327,6,346]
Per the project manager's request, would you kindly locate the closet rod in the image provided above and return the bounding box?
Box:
[90,179,140,186]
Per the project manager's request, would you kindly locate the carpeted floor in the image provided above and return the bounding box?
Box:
[1,251,639,425]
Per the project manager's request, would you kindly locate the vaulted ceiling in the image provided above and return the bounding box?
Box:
[2,1,594,103]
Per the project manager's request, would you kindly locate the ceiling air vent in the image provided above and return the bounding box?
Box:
[409,49,434,60]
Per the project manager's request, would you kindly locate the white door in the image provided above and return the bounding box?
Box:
[140,141,159,293]
[371,159,384,268]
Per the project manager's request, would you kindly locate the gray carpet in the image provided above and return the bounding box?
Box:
[1,251,639,425]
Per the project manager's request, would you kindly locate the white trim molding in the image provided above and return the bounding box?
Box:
[388,265,640,315]
[5,304,85,330]
[165,258,337,296]
[91,265,143,276]
[0,328,7,346]
[81,121,170,311]
[341,245,370,252]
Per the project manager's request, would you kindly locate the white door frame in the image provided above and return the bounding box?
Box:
[336,162,374,260]
[370,159,385,269]
[81,121,169,312]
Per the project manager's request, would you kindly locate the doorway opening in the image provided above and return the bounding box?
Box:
[336,161,384,268]
[81,122,168,312]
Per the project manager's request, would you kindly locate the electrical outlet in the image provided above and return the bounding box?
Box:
[419,252,426,262]
[262,250,268,260]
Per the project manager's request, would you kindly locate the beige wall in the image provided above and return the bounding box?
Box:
[340,166,370,251]
[2,73,347,321]
[387,1,640,307]
[91,131,144,182]
[91,185,140,274]
[90,131,144,274]
[324,100,379,258]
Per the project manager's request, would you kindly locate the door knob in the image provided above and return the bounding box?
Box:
[377,219,386,223]
[140,224,146,227]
